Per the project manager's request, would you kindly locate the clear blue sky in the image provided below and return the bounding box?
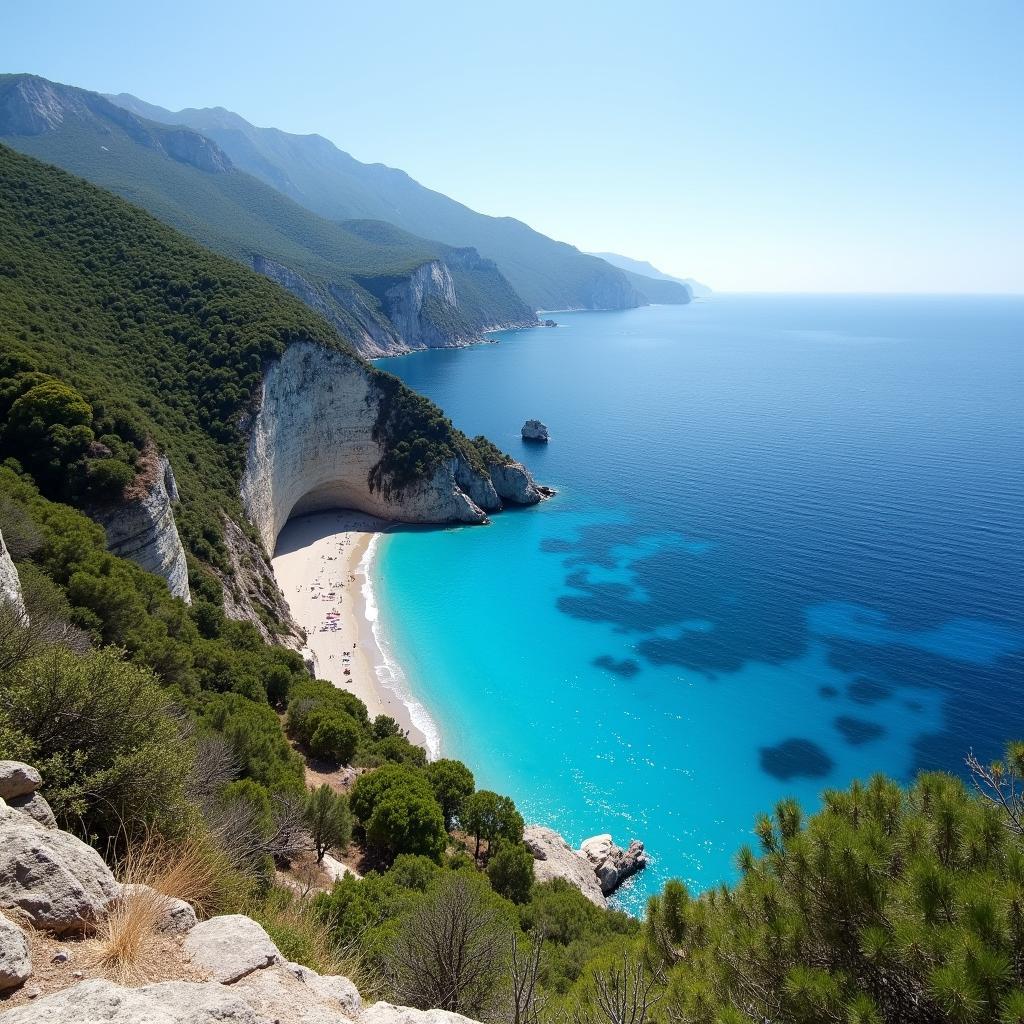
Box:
[3,0,1022,292]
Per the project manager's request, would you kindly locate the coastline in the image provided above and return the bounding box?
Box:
[272,511,438,754]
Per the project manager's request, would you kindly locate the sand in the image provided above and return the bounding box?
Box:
[272,511,428,747]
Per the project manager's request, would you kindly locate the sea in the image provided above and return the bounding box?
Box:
[371,295,1024,913]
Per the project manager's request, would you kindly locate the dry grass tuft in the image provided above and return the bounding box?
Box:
[86,828,245,983]
[88,884,167,984]
[126,831,240,918]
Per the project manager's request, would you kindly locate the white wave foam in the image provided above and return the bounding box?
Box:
[359,534,442,759]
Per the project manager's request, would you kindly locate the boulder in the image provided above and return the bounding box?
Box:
[579,834,648,895]
[120,884,197,935]
[0,803,121,933]
[360,1003,480,1024]
[520,419,549,443]
[285,960,361,1015]
[183,914,282,983]
[0,978,265,1022]
[0,762,41,800]
[232,963,360,1023]
[7,792,57,829]
[522,826,605,907]
[0,909,32,991]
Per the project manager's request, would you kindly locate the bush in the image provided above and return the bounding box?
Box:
[367,787,447,862]
[309,711,360,764]
[486,841,535,904]
[0,645,191,836]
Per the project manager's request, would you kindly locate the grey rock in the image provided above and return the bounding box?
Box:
[0,978,267,1023]
[120,884,197,935]
[489,460,544,505]
[94,448,191,603]
[521,419,549,442]
[0,803,121,932]
[231,963,358,1024]
[50,949,70,964]
[0,762,41,800]
[183,914,282,983]
[0,910,32,991]
[579,834,648,896]
[360,1002,481,1024]
[284,960,361,1014]
[522,826,605,907]
[8,792,57,829]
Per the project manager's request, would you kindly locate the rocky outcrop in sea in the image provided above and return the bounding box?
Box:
[522,825,647,907]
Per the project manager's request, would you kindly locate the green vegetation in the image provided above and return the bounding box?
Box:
[1,75,536,345]
[3,89,1021,1024]
[108,89,657,312]
[0,142,513,565]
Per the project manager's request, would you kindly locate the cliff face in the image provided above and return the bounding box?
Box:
[240,342,541,555]
[253,255,485,359]
[0,527,26,619]
[94,452,192,604]
[250,255,398,358]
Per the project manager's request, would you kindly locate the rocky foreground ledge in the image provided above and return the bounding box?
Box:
[523,826,647,907]
[0,760,476,1024]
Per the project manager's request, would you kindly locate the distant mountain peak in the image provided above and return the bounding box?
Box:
[0,75,233,175]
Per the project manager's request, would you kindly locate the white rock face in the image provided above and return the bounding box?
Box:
[95,454,191,603]
[0,978,265,1023]
[522,826,606,907]
[360,1002,481,1024]
[580,834,648,895]
[242,342,515,554]
[383,261,463,350]
[0,800,121,932]
[0,909,31,991]
[183,915,283,983]
[0,528,27,620]
[231,963,360,1024]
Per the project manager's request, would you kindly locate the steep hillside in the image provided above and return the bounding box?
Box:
[0,142,542,622]
[108,92,676,311]
[0,75,536,356]
[591,250,712,296]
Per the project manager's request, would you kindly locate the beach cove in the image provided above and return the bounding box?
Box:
[270,297,1023,913]
[271,511,439,755]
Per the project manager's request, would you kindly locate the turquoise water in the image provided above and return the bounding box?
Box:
[373,296,1024,913]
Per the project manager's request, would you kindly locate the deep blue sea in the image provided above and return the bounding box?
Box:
[373,295,1024,913]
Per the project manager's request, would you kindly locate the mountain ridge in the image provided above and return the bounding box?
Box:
[0,74,537,357]
[107,92,691,311]
[590,250,712,297]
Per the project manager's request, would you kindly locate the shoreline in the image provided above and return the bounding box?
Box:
[272,511,438,754]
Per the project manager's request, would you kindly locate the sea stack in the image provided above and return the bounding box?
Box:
[521,419,549,443]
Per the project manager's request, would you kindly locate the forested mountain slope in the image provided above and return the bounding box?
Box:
[0,74,536,356]
[108,92,691,311]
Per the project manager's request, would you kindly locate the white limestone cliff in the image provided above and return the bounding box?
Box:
[241,342,542,555]
[94,448,191,603]
[0,527,27,620]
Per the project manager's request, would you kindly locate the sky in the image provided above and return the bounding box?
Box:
[2,1,1022,293]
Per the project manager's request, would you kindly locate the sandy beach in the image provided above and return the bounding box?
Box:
[272,511,429,748]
